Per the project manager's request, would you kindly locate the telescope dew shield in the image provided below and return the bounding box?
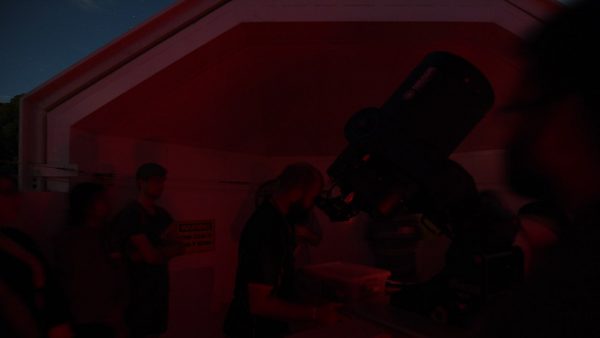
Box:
[322,52,495,222]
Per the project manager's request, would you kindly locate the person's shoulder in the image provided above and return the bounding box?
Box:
[111,201,145,232]
[260,201,282,217]
[123,200,143,212]
[155,205,172,218]
[56,227,95,242]
[249,202,282,224]
[243,202,284,239]
[115,200,143,218]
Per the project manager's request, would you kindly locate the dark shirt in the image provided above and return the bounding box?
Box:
[112,201,173,254]
[111,201,173,337]
[0,227,70,335]
[224,201,296,338]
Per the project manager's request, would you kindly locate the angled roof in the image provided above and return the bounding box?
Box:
[21,0,562,164]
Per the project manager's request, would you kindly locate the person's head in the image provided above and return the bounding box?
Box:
[0,173,20,225]
[68,182,110,228]
[507,1,600,210]
[136,163,167,200]
[274,163,324,217]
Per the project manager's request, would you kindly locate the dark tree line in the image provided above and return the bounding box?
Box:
[0,95,22,175]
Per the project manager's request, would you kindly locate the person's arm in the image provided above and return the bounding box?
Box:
[159,243,186,259]
[47,324,74,338]
[295,226,322,247]
[159,222,186,258]
[161,222,179,241]
[1,229,74,338]
[130,234,165,264]
[0,280,40,338]
[248,283,341,325]
[243,212,341,325]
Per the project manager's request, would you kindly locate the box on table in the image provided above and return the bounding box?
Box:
[298,262,391,302]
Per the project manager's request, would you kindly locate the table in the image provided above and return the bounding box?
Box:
[289,296,470,338]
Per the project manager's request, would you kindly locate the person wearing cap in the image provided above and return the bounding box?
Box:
[110,163,183,338]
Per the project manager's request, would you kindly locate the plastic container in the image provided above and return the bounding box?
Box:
[299,262,392,302]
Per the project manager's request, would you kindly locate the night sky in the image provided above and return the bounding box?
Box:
[0,0,176,102]
[0,0,574,103]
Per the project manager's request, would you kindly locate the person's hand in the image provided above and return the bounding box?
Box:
[295,226,321,246]
[48,323,74,338]
[295,225,312,240]
[162,222,180,241]
[315,303,343,326]
[161,241,187,258]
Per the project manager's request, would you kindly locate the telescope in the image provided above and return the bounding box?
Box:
[316,51,494,227]
[317,52,523,325]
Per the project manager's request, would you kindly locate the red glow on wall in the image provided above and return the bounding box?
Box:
[73,22,524,156]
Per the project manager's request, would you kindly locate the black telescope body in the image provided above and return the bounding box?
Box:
[317,51,495,225]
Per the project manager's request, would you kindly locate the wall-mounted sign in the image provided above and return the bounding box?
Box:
[176,220,215,253]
